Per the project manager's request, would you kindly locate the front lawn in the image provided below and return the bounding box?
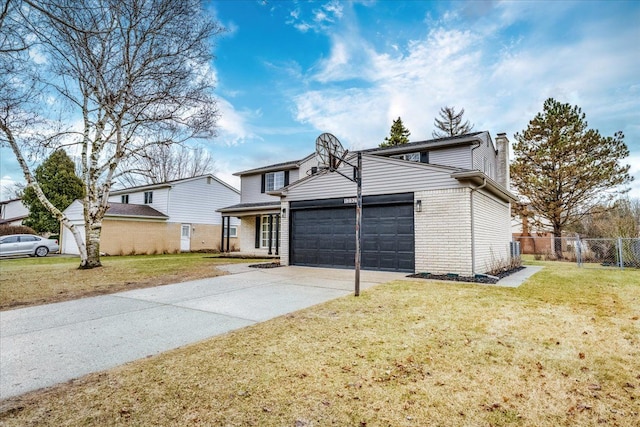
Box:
[0,253,268,310]
[1,261,638,426]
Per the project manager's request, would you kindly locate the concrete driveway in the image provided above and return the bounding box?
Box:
[0,264,407,400]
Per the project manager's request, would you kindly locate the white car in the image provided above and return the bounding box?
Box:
[0,234,60,257]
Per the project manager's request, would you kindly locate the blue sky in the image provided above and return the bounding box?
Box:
[1,0,639,198]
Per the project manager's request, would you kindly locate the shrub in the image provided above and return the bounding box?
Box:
[0,224,37,236]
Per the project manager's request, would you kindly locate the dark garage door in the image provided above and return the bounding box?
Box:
[290,193,414,272]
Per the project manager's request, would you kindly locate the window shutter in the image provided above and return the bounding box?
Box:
[284,170,290,186]
[420,151,429,164]
[255,216,261,248]
[261,174,265,193]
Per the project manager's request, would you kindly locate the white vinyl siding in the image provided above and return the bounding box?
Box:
[241,174,280,203]
[0,199,28,220]
[284,155,464,202]
[429,145,472,169]
[109,187,170,214]
[108,176,240,226]
[472,136,498,180]
[167,176,240,225]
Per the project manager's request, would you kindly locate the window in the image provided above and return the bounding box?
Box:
[391,152,420,162]
[19,235,38,242]
[261,215,279,248]
[265,171,285,191]
[121,195,129,204]
[1,236,19,243]
[144,191,153,204]
[223,226,238,238]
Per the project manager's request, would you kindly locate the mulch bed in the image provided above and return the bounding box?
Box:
[249,262,282,269]
[407,266,525,284]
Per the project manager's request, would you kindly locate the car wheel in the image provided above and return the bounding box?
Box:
[35,246,49,257]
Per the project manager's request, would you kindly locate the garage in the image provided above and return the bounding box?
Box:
[290,193,414,272]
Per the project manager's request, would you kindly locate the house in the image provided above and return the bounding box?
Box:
[219,132,518,276]
[61,174,240,255]
[0,198,29,226]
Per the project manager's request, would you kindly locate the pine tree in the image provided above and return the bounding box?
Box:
[432,106,473,138]
[511,98,632,244]
[22,150,84,234]
[380,117,411,148]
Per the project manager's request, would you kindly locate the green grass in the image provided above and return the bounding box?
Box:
[1,260,638,426]
[0,253,269,310]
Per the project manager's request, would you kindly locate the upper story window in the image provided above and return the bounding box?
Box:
[391,152,421,162]
[266,171,285,191]
[261,170,289,193]
[144,191,153,204]
[121,195,129,204]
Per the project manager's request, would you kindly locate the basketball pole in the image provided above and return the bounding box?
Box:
[354,152,362,297]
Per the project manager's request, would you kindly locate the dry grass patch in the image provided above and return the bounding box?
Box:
[1,262,639,426]
[0,254,269,310]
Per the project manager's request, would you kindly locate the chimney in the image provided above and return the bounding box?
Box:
[495,133,510,189]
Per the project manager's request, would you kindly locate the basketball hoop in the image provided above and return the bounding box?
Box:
[315,133,347,170]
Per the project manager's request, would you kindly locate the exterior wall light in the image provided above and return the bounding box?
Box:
[282,208,287,218]
[415,199,422,213]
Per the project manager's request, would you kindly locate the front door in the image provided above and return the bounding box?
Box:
[180,224,191,252]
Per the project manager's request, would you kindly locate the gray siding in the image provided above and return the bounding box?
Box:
[429,145,472,169]
[284,155,463,202]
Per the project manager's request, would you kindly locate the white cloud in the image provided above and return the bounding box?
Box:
[0,175,22,200]
[292,1,640,171]
[215,98,262,146]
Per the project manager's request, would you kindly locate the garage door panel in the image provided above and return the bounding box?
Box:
[291,200,414,273]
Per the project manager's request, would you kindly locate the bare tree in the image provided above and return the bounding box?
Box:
[0,0,222,268]
[116,144,217,187]
[432,106,474,138]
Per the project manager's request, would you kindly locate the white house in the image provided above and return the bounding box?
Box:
[61,174,240,255]
[219,132,517,276]
[0,198,29,226]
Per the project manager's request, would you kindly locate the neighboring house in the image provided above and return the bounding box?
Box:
[0,198,29,226]
[219,132,517,276]
[61,175,240,255]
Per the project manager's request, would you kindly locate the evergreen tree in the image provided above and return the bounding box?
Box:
[380,117,411,147]
[22,150,84,234]
[511,98,632,244]
[432,106,473,138]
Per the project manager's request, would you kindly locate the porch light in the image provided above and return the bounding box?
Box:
[415,199,422,213]
[282,208,287,218]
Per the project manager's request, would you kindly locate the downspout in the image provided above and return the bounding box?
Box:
[470,139,482,170]
[470,177,487,275]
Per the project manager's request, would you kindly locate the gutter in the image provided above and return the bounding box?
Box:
[470,177,487,275]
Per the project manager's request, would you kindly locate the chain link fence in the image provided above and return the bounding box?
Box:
[513,236,640,269]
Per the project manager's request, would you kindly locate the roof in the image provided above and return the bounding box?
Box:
[110,174,239,195]
[234,153,316,176]
[0,198,23,204]
[106,203,168,219]
[0,215,28,225]
[217,201,281,214]
[363,131,488,156]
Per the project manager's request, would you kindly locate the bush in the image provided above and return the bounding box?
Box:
[0,224,37,236]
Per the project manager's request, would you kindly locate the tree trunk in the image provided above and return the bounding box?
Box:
[80,221,102,269]
[553,226,563,259]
